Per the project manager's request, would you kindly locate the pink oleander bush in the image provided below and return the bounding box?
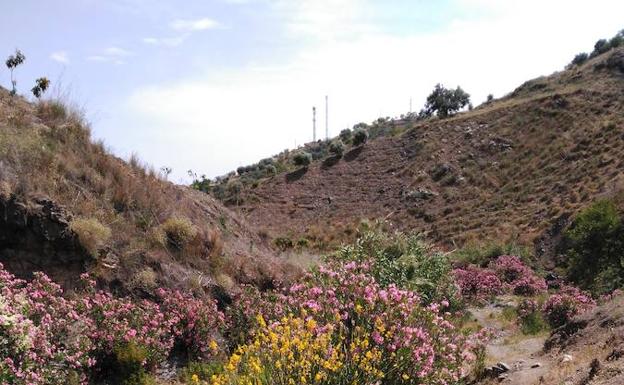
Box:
[542,285,596,328]
[0,264,227,385]
[453,255,547,303]
[156,288,226,361]
[453,265,503,303]
[0,268,94,385]
[489,255,547,296]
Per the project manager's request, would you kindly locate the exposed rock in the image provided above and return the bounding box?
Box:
[429,163,453,181]
[403,188,437,201]
[0,195,92,287]
[562,354,574,363]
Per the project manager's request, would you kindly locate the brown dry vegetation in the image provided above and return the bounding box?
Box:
[232,48,624,254]
[0,89,297,296]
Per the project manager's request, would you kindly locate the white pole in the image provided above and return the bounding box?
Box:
[325,95,329,140]
[313,106,316,142]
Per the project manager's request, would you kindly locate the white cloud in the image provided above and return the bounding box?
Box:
[170,17,219,32]
[126,0,624,179]
[104,46,133,57]
[142,35,188,47]
[87,46,132,64]
[50,51,69,64]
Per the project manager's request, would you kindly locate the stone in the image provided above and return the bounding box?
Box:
[531,362,542,368]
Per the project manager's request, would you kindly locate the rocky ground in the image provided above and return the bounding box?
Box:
[472,294,624,385]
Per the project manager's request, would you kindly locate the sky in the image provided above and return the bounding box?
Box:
[1,0,623,182]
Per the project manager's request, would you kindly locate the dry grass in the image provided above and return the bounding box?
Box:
[0,89,291,294]
[69,217,112,257]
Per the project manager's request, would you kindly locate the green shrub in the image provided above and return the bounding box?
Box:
[159,217,198,250]
[296,238,310,248]
[274,236,293,250]
[520,312,547,335]
[452,241,531,267]
[70,217,112,257]
[569,52,589,67]
[112,342,156,385]
[352,129,368,146]
[564,199,624,294]
[592,38,611,57]
[335,231,460,308]
[328,140,344,157]
[339,128,352,144]
[293,151,312,167]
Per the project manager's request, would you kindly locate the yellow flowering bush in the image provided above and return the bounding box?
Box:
[209,314,343,385]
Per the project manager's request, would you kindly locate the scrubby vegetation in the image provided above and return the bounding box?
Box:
[568,29,624,67]
[293,151,312,167]
[562,198,624,295]
[0,231,492,385]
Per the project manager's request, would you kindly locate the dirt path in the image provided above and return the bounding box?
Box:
[469,297,553,385]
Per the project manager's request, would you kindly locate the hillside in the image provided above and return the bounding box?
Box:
[228,47,624,253]
[0,88,295,296]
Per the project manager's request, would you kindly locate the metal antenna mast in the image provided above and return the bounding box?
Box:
[325,95,329,140]
[312,106,317,142]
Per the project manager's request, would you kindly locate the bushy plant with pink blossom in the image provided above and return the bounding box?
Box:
[0,265,229,384]
[156,288,226,361]
[0,266,94,385]
[221,258,485,385]
[453,265,503,303]
[489,255,547,296]
[542,285,596,328]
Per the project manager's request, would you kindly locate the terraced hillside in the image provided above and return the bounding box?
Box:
[234,48,624,251]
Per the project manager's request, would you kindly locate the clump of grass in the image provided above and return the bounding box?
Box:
[520,312,548,335]
[130,267,158,291]
[158,217,198,251]
[70,217,111,257]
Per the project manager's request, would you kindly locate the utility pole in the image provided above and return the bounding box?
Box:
[325,95,329,140]
[312,106,317,142]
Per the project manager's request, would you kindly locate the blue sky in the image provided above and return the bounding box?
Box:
[2,0,623,182]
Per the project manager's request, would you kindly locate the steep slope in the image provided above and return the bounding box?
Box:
[0,88,294,295]
[235,48,624,251]
[536,293,624,385]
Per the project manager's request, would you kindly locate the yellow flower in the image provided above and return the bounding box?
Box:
[191,374,199,383]
[256,313,267,328]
